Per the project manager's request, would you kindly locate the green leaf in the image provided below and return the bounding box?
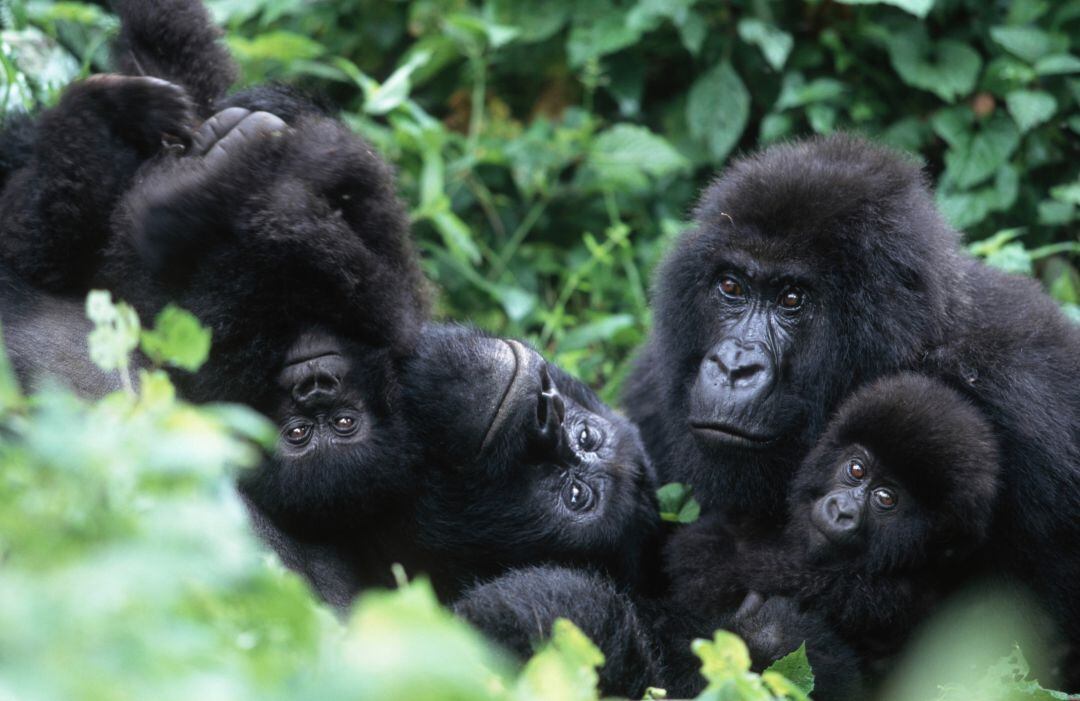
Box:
[559,314,635,351]
[737,19,793,71]
[586,124,690,189]
[686,62,750,163]
[1037,199,1075,225]
[515,618,603,701]
[693,630,753,682]
[1005,90,1057,132]
[989,26,1067,64]
[942,115,1020,189]
[1051,180,1080,205]
[567,1,642,68]
[656,482,701,524]
[363,50,431,116]
[1034,54,1080,75]
[774,73,845,110]
[430,207,482,265]
[86,290,140,374]
[764,643,815,697]
[834,0,935,18]
[886,27,982,102]
[228,30,324,63]
[139,305,211,372]
[490,0,570,43]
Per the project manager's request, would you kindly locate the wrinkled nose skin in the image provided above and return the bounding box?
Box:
[813,489,863,543]
[291,367,341,405]
[709,338,774,393]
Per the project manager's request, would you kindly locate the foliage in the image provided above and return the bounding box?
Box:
[3,0,1075,397]
[0,2,1076,698]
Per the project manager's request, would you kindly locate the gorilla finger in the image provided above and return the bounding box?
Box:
[191,107,251,156]
[202,110,289,168]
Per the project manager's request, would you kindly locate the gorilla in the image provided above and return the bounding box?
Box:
[661,373,1000,697]
[0,0,428,606]
[454,373,998,698]
[623,135,1080,685]
[400,325,660,601]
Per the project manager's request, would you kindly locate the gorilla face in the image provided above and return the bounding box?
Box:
[238,329,417,535]
[404,325,659,594]
[787,373,1000,574]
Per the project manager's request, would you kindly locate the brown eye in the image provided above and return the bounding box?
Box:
[847,459,865,480]
[577,423,603,452]
[333,415,357,433]
[873,488,897,509]
[719,276,744,297]
[284,423,312,445]
[779,288,804,310]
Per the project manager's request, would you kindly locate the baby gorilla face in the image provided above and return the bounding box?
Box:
[403,325,659,592]
[238,329,417,535]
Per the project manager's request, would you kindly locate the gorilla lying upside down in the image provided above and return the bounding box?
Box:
[0,0,659,607]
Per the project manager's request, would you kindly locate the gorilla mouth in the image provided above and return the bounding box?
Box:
[478,339,531,453]
[689,421,777,449]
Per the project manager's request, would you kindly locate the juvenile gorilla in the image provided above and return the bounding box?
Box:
[662,373,1000,696]
[623,135,1080,685]
[0,1,428,605]
[400,325,660,601]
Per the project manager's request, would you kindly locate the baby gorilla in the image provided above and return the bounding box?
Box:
[664,373,1001,696]
[399,325,661,602]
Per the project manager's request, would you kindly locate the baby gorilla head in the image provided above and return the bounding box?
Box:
[237,329,417,536]
[402,325,659,598]
[789,373,1000,573]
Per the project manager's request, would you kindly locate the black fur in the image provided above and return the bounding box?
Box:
[625,134,1080,688]
[663,374,1000,696]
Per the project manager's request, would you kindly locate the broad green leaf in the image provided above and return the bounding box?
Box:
[515,618,603,701]
[835,0,935,18]
[886,27,981,102]
[567,1,642,67]
[764,643,815,697]
[139,305,211,372]
[559,314,635,351]
[490,0,570,43]
[1005,90,1057,132]
[686,62,750,164]
[693,630,752,681]
[1034,54,1080,75]
[989,26,1067,64]
[586,124,690,189]
[942,116,1020,189]
[656,482,701,524]
[228,31,324,63]
[1051,180,1080,205]
[1044,258,1080,305]
[1037,200,1075,225]
[737,19,793,71]
[430,207,482,265]
[774,73,845,110]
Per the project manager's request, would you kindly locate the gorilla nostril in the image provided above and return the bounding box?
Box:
[552,393,566,425]
[292,370,340,403]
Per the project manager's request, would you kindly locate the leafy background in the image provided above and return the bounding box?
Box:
[3,0,1078,400]
[0,0,1078,698]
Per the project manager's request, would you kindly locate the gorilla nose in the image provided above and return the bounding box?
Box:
[533,364,568,453]
[292,370,341,405]
[822,493,861,533]
[711,339,773,388]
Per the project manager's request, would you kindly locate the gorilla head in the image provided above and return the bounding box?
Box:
[401,325,660,598]
[790,373,1000,573]
[625,134,965,523]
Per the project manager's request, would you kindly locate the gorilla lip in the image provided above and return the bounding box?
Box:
[478,339,530,453]
[689,421,776,448]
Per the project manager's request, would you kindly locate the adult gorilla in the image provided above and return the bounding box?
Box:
[624,135,1080,684]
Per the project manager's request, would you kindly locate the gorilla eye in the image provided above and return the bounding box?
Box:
[562,478,595,512]
[719,276,744,298]
[284,423,312,445]
[779,287,804,310]
[873,488,898,509]
[332,415,357,434]
[846,459,866,480]
[577,423,603,452]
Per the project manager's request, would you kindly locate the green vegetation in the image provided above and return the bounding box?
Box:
[0,1,1077,698]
